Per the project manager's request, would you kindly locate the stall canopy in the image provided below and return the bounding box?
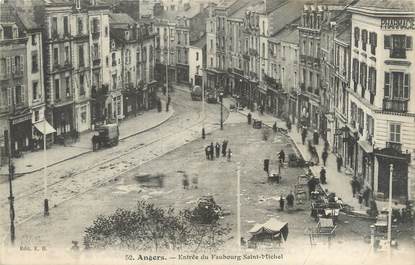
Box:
[249,218,289,241]
[34,120,56,135]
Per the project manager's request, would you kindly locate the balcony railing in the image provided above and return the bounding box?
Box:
[386,141,402,152]
[382,98,408,113]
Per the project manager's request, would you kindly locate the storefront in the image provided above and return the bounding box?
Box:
[10,111,32,156]
[298,94,310,127]
[374,146,411,201]
[52,103,74,138]
[358,139,374,191]
[176,63,189,84]
[32,119,55,151]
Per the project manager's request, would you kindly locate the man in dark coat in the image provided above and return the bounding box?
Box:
[286,191,295,209]
[278,150,285,163]
[279,196,285,211]
[210,142,214,160]
[308,176,317,196]
[247,113,252,124]
[301,128,308,145]
[320,167,327,184]
[273,122,277,133]
[205,146,210,160]
[215,142,220,158]
[336,155,343,172]
[322,150,328,166]
[222,140,228,157]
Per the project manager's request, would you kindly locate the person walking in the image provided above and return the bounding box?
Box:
[336,155,343,172]
[191,176,198,189]
[307,176,317,196]
[351,177,359,197]
[311,146,319,165]
[286,191,294,209]
[279,196,285,211]
[324,140,330,152]
[301,127,308,145]
[210,142,214,160]
[320,167,327,184]
[227,149,232,162]
[215,142,220,158]
[278,150,285,164]
[222,140,228,157]
[205,145,210,160]
[182,174,189,189]
[247,112,252,124]
[322,149,328,167]
[273,122,277,133]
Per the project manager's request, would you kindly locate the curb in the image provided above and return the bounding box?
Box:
[0,107,174,177]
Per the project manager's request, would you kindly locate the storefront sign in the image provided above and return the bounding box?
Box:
[381,17,415,30]
[11,114,32,125]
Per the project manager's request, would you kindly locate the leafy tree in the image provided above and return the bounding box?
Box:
[83,200,230,252]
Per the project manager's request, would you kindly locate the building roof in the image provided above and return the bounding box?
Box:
[350,0,415,13]
[270,17,300,44]
[157,8,200,20]
[334,11,351,44]
[110,13,136,27]
[17,11,41,30]
[0,1,18,23]
[217,0,239,8]
[190,34,206,48]
[269,0,309,36]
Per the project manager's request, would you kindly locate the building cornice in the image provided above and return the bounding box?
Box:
[347,6,415,17]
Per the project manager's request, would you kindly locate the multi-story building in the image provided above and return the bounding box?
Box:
[188,45,203,86]
[347,0,415,203]
[0,1,32,159]
[298,1,348,131]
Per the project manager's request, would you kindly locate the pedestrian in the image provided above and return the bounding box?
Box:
[336,155,343,172]
[273,122,277,133]
[312,146,319,165]
[247,112,252,124]
[324,140,330,152]
[351,177,359,197]
[286,119,292,133]
[301,127,308,145]
[215,142,220,158]
[278,150,285,164]
[205,145,210,160]
[222,140,228,157]
[320,167,327,184]
[307,176,317,196]
[279,196,285,211]
[227,149,232,162]
[210,142,214,160]
[363,188,370,207]
[167,95,171,105]
[260,105,264,115]
[322,149,328,166]
[313,129,319,145]
[286,191,294,209]
[183,174,189,189]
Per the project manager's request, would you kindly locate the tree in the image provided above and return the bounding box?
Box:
[83,200,230,252]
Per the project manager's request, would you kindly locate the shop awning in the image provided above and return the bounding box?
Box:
[358,140,373,153]
[34,120,56,135]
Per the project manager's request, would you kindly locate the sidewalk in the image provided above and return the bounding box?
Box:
[0,103,174,176]
[224,97,367,214]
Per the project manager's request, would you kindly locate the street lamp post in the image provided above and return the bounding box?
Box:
[202,69,205,139]
[219,92,223,130]
[388,163,393,258]
[5,129,15,244]
[43,118,49,216]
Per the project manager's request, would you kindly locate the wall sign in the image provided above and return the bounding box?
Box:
[381,17,415,30]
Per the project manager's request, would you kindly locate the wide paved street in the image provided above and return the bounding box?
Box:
[2,88,413,265]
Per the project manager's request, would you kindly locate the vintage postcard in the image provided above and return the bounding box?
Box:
[0,0,414,264]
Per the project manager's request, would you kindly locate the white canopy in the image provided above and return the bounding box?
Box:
[249,218,288,234]
[34,120,56,135]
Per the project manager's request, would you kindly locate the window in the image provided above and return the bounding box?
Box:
[64,46,69,64]
[31,34,36,45]
[263,43,266,57]
[112,53,116,66]
[78,18,83,35]
[65,77,70,96]
[361,29,368,51]
[34,111,39,122]
[55,79,61,100]
[384,72,410,99]
[357,108,364,134]
[384,35,412,59]
[389,123,401,143]
[32,53,38,73]
[15,85,23,104]
[350,102,357,126]
[52,17,58,37]
[369,32,377,55]
[360,62,367,91]
[78,45,84,67]
[366,114,374,137]
[352,58,359,91]
[196,52,199,61]
[106,56,109,67]
[105,27,108,37]
[93,43,99,58]
[53,47,59,65]
[63,16,69,35]
[368,67,376,95]
[81,106,87,123]
[0,58,6,74]
[79,73,85,96]
[210,57,213,67]
[354,27,360,48]
[32,81,38,100]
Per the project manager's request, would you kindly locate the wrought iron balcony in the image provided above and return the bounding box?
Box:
[386,141,402,152]
[382,98,408,113]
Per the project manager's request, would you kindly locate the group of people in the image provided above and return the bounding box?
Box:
[182,173,198,190]
[279,191,295,211]
[205,140,232,161]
